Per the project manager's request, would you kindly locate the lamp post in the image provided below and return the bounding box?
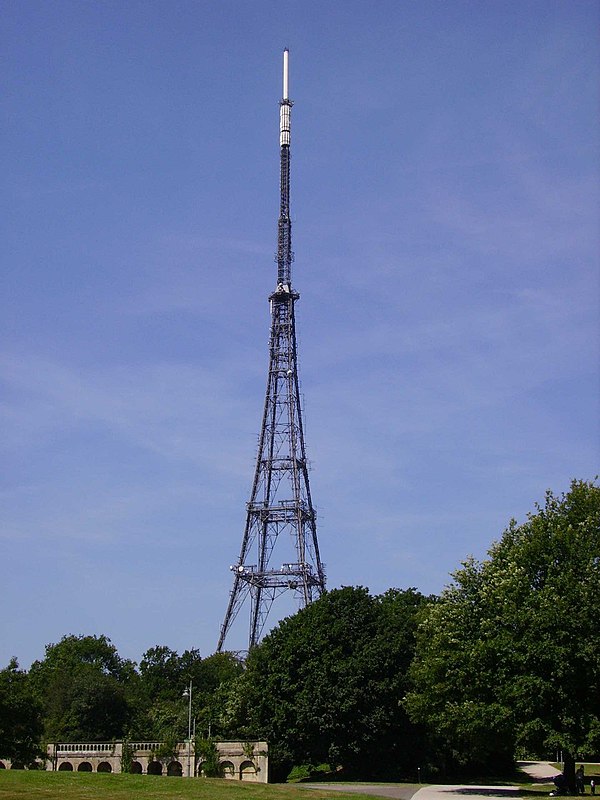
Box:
[182,680,192,777]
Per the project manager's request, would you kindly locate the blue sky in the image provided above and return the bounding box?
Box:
[2,0,598,666]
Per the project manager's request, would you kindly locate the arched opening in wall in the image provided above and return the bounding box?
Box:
[147,761,163,775]
[97,761,112,773]
[58,762,73,771]
[221,761,235,779]
[0,762,6,769]
[131,761,142,774]
[167,760,182,776]
[77,762,92,772]
[240,760,257,781]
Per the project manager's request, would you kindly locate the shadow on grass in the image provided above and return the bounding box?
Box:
[440,791,559,798]
[441,790,520,797]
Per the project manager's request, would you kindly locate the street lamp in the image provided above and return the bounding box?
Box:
[182,680,192,777]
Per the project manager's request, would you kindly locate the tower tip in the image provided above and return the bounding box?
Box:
[282,48,289,100]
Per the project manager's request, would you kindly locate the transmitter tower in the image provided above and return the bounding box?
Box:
[217,50,326,652]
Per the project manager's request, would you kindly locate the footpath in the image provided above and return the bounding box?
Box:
[303,760,561,800]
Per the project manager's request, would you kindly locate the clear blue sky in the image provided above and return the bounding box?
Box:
[2,0,598,666]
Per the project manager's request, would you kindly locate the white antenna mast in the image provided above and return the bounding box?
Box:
[279,48,291,147]
[283,47,289,99]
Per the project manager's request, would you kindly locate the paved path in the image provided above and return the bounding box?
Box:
[413,784,521,800]
[303,784,520,800]
[517,761,561,782]
[303,760,561,800]
[303,785,418,798]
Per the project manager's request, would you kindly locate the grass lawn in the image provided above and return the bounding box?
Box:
[551,764,600,771]
[4,768,598,800]
[519,763,600,798]
[550,763,600,785]
[0,771,383,800]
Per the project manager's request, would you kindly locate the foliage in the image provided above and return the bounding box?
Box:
[150,733,179,764]
[195,736,222,777]
[130,646,243,741]
[406,479,600,776]
[287,762,331,782]
[130,696,185,743]
[28,635,135,741]
[120,739,135,773]
[231,585,432,780]
[286,763,314,782]
[0,657,44,764]
[31,634,134,680]
[138,646,183,703]
[10,635,243,751]
[193,651,244,739]
[242,740,255,759]
[4,481,596,787]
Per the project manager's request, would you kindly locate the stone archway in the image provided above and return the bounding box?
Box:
[167,760,182,776]
[58,762,73,771]
[221,760,235,779]
[0,762,5,769]
[77,762,92,772]
[97,761,112,773]
[240,759,258,781]
[147,760,163,775]
[131,761,142,774]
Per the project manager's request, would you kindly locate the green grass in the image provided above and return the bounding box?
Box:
[0,770,386,800]
[551,763,600,772]
[517,763,600,798]
[7,767,596,800]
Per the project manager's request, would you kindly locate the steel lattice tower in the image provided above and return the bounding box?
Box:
[217,50,326,652]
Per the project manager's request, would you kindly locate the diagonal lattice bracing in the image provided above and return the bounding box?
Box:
[217,50,326,653]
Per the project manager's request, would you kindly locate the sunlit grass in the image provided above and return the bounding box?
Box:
[0,770,380,800]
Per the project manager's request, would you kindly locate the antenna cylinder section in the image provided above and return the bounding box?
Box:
[280,101,291,147]
[280,49,291,147]
[283,48,289,99]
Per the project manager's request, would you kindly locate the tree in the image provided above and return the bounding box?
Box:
[406,480,600,780]
[232,586,432,780]
[0,658,43,765]
[189,651,244,739]
[138,646,183,703]
[5,635,244,752]
[195,736,223,777]
[130,645,243,741]
[29,634,135,741]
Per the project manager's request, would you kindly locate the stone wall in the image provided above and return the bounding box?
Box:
[43,740,268,782]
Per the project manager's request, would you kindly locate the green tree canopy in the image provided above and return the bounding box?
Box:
[0,658,43,765]
[232,585,432,780]
[138,645,183,703]
[29,634,135,741]
[406,479,600,778]
[131,645,242,741]
[189,651,244,739]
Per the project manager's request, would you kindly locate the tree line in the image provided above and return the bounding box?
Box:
[1,480,598,785]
